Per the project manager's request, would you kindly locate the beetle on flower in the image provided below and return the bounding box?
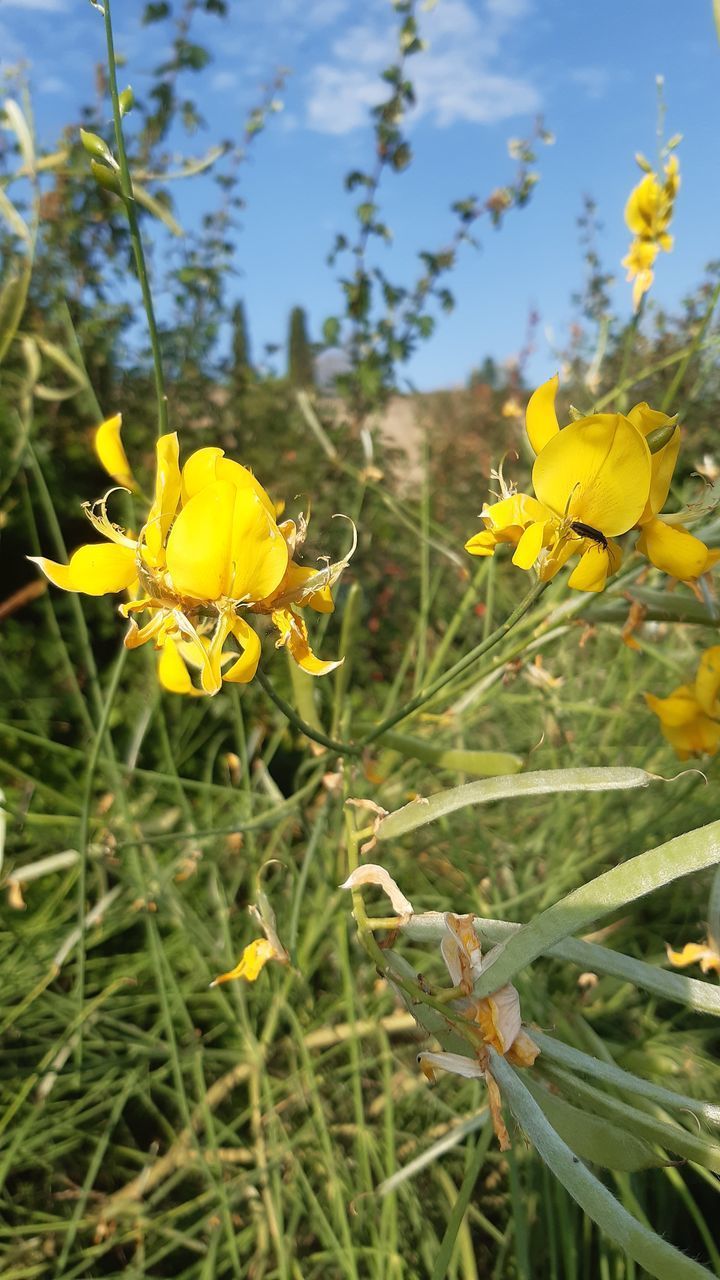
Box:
[466,374,714,591]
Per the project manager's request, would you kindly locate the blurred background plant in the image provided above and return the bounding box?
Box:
[1,1,720,1277]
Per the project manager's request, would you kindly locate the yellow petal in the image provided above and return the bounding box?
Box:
[181,446,275,517]
[166,479,236,600]
[272,607,342,676]
[158,635,203,696]
[532,414,651,536]
[30,543,137,595]
[216,456,276,516]
[635,516,710,580]
[666,941,720,974]
[210,938,277,986]
[263,562,335,613]
[144,433,181,567]
[465,529,499,556]
[624,173,663,237]
[526,374,560,454]
[644,685,699,727]
[180,446,224,502]
[483,493,550,533]
[512,520,548,570]
[222,616,262,684]
[94,413,135,489]
[228,490,289,602]
[695,645,720,717]
[566,540,621,593]
[627,403,680,519]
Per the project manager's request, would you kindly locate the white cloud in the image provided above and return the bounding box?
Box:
[570,67,609,100]
[0,0,67,9]
[305,0,539,134]
[38,74,67,93]
[211,69,239,92]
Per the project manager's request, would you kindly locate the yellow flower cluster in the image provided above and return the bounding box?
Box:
[622,152,679,310]
[31,416,351,696]
[645,645,720,759]
[465,375,714,592]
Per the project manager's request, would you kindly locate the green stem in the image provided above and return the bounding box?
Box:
[360,578,547,746]
[256,668,359,757]
[75,645,129,1050]
[102,0,168,438]
[661,277,720,412]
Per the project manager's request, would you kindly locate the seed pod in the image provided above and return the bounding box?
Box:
[646,423,678,454]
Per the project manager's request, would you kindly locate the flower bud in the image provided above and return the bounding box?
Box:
[119,86,134,117]
[90,160,122,194]
[80,129,118,169]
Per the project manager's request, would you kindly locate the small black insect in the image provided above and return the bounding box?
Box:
[569,520,608,551]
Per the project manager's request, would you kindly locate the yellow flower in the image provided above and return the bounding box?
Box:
[626,401,715,580]
[31,425,350,695]
[645,645,720,758]
[622,152,679,311]
[621,239,659,311]
[210,890,290,986]
[466,375,714,590]
[466,375,652,592]
[665,939,720,977]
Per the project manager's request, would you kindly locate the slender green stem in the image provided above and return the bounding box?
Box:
[661,277,720,412]
[102,0,168,438]
[360,578,548,746]
[256,668,359,757]
[75,645,129,1048]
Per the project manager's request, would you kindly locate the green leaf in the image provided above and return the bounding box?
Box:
[402,913,720,1017]
[491,1052,715,1280]
[133,183,183,236]
[523,1076,664,1171]
[378,730,523,778]
[533,1031,720,1128]
[472,817,720,998]
[377,767,656,840]
[543,1065,720,1174]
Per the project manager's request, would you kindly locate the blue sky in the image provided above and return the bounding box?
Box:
[2,0,719,389]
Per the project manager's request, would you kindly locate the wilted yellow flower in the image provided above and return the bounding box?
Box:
[622,152,679,310]
[210,890,290,987]
[645,645,720,758]
[31,423,351,695]
[341,867,538,1149]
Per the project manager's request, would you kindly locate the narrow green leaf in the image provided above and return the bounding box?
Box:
[133,182,183,236]
[544,1065,720,1174]
[377,767,656,840]
[378,730,523,777]
[402,914,720,1017]
[491,1052,715,1280]
[472,819,720,997]
[523,1076,664,1171]
[533,1031,720,1127]
[0,187,30,242]
[3,98,34,175]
